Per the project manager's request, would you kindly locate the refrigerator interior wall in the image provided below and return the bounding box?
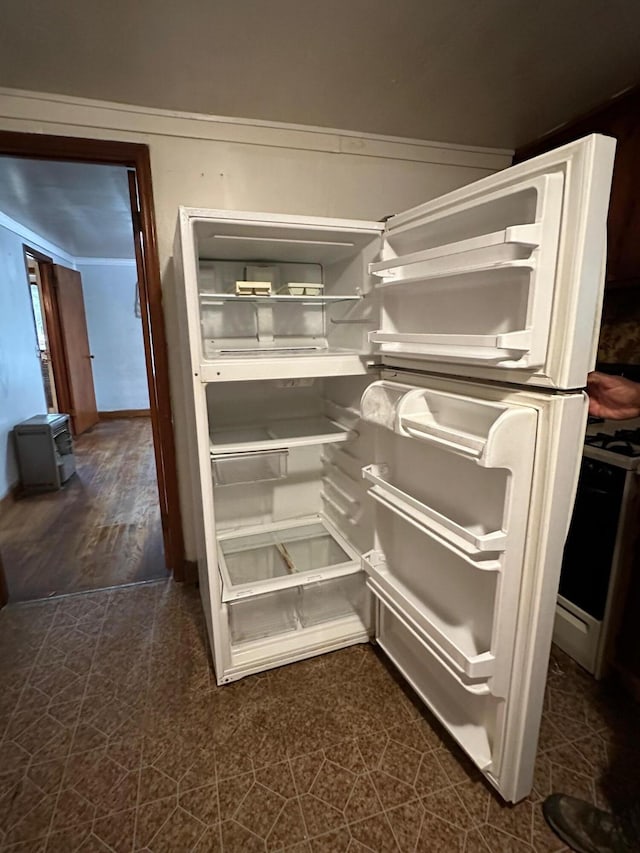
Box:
[192,217,381,359]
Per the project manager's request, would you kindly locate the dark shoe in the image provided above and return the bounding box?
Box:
[543,794,635,853]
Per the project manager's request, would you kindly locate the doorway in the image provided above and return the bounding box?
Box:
[0,131,185,601]
[25,251,58,413]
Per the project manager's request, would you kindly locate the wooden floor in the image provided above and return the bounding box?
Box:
[0,418,167,602]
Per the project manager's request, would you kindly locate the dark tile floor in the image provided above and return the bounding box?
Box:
[0,580,638,852]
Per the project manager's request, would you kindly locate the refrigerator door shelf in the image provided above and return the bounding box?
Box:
[364,555,496,682]
[375,592,495,773]
[372,173,562,370]
[363,465,506,556]
[369,223,541,281]
[369,486,502,570]
[369,330,531,365]
[217,514,361,602]
[360,380,537,466]
[377,135,615,388]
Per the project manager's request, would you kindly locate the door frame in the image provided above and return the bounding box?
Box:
[23,247,68,418]
[0,130,185,580]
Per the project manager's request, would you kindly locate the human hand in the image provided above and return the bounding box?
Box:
[586,372,640,420]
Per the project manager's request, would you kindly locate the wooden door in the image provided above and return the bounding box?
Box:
[52,265,99,434]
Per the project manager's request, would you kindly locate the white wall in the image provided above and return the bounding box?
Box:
[78,260,149,412]
[0,220,70,498]
[0,88,513,553]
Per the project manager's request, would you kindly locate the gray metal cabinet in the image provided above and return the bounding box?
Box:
[14,414,76,493]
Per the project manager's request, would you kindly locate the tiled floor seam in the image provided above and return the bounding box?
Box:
[0,606,63,849]
[209,722,224,853]
[130,593,159,853]
[385,801,424,853]
[0,603,59,753]
[43,594,111,849]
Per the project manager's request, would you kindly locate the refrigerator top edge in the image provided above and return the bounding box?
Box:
[179,206,385,234]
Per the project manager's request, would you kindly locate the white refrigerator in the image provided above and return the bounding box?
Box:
[173,133,616,803]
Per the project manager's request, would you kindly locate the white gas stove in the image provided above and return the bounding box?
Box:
[554,416,640,676]
[583,416,640,470]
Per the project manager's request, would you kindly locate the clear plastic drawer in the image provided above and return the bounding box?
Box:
[212,449,288,486]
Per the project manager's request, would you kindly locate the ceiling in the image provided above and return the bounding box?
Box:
[0,158,134,258]
[0,0,638,148]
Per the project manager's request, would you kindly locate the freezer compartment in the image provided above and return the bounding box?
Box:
[192,216,382,361]
[375,593,501,774]
[227,573,370,646]
[199,259,333,356]
[212,450,288,486]
[217,515,360,601]
[371,174,563,369]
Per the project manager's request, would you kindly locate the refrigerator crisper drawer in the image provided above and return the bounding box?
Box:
[212,449,288,486]
[229,588,298,644]
[374,590,497,774]
[228,574,368,646]
[217,515,361,601]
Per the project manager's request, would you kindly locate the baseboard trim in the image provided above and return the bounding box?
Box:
[99,409,151,419]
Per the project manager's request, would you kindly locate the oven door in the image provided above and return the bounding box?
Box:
[554,456,627,673]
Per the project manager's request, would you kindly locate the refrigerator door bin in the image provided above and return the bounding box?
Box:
[217,514,360,601]
[370,174,563,368]
[212,449,288,486]
[369,223,542,280]
[375,593,498,774]
[364,554,495,680]
[363,465,506,556]
[367,505,499,676]
[360,380,535,461]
